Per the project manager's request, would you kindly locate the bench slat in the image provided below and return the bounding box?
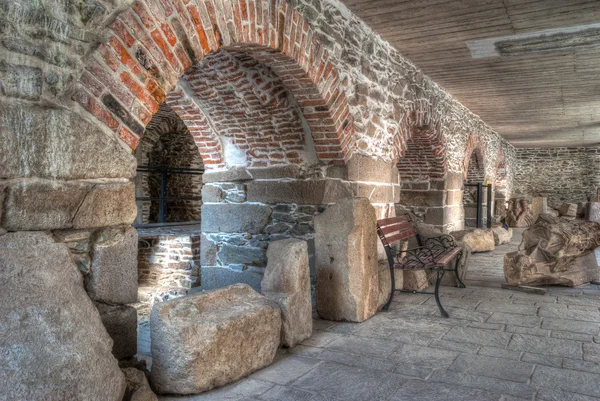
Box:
[379,221,415,235]
[377,216,410,226]
[386,229,418,243]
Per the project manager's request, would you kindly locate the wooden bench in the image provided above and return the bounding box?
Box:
[376,214,465,318]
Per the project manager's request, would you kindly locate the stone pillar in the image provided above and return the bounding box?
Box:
[397,172,464,233]
[314,197,379,322]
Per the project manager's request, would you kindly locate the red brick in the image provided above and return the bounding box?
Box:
[119,126,140,149]
[73,89,120,132]
[120,71,159,113]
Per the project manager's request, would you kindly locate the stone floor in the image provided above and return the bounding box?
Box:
[464,228,525,288]
[144,227,600,401]
[153,288,600,401]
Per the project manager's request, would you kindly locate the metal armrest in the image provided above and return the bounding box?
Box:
[424,235,456,249]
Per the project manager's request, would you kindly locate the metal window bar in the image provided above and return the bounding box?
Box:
[135,165,204,227]
[464,182,493,228]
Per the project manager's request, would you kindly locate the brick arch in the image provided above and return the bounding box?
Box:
[494,147,508,188]
[463,134,485,181]
[395,108,447,181]
[74,0,354,169]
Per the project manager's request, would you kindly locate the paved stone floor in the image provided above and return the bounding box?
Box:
[150,227,600,401]
[464,228,525,288]
[155,283,600,401]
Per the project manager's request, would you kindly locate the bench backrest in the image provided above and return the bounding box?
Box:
[376,215,421,248]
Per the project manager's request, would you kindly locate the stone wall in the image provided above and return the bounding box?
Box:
[137,231,201,305]
[513,148,600,207]
[0,0,519,380]
[198,155,399,291]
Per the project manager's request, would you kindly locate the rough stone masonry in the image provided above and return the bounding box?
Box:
[0,0,531,398]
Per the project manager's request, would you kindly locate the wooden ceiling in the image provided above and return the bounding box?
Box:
[341,0,600,147]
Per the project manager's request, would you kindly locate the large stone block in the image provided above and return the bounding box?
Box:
[588,202,600,222]
[122,368,158,401]
[261,238,312,348]
[451,228,495,253]
[505,219,600,287]
[492,226,513,245]
[87,227,138,304]
[73,182,137,229]
[150,284,281,394]
[0,104,135,180]
[559,203,578,217]
[246,179,353,204]
[352,183,398,203]
[3,180,136,231]
[531,197,548,221]
[0,232,126,400]
[217,243,267,266]
[314,198,379,322]
[399,190,445,207]
[96,303,138,360]
[198,265,263,292]
[201,203,272,233]
[346,154,398,184]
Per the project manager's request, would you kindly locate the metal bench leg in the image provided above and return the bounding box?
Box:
[382,263,395,311]
[435,269,449,318]
[454,251,466,289]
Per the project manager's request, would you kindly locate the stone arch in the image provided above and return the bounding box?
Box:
[135,103,204,224]
[74,0,354,169]
[463,134,485,182]
[493,147,508,187]
[396,112,447,181]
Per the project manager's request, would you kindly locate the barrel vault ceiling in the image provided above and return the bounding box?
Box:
[341,0,600,147]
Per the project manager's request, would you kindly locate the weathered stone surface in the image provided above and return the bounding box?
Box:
[492,226,513,245]
[74,181,137,229]
[246,179,353,204]
[450,228,495,253]
[559,203,578,217]
[262,238,312,347]
[346,154,398,184]
[2,179,136,231]
[122,368,158,401]
[217,243,267,266]
[198,265,263,292]
[200,234,218,265]
[506,198,534,227]
[0,104,135,180]
[202,166,252,183]
[88,227,138,304]
[531,197,548,221]
[403,270,429,291]
[96,303,138,360]
[150,284,281,394]
[0,232,126,400]
[504,219,600,287]
[201,203,272,233]
[314,198,380,322]
[588,202,600,222]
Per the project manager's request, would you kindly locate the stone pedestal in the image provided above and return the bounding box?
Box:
[314,198,379,322]
[262,238,312,348]
[150,284,281,395]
